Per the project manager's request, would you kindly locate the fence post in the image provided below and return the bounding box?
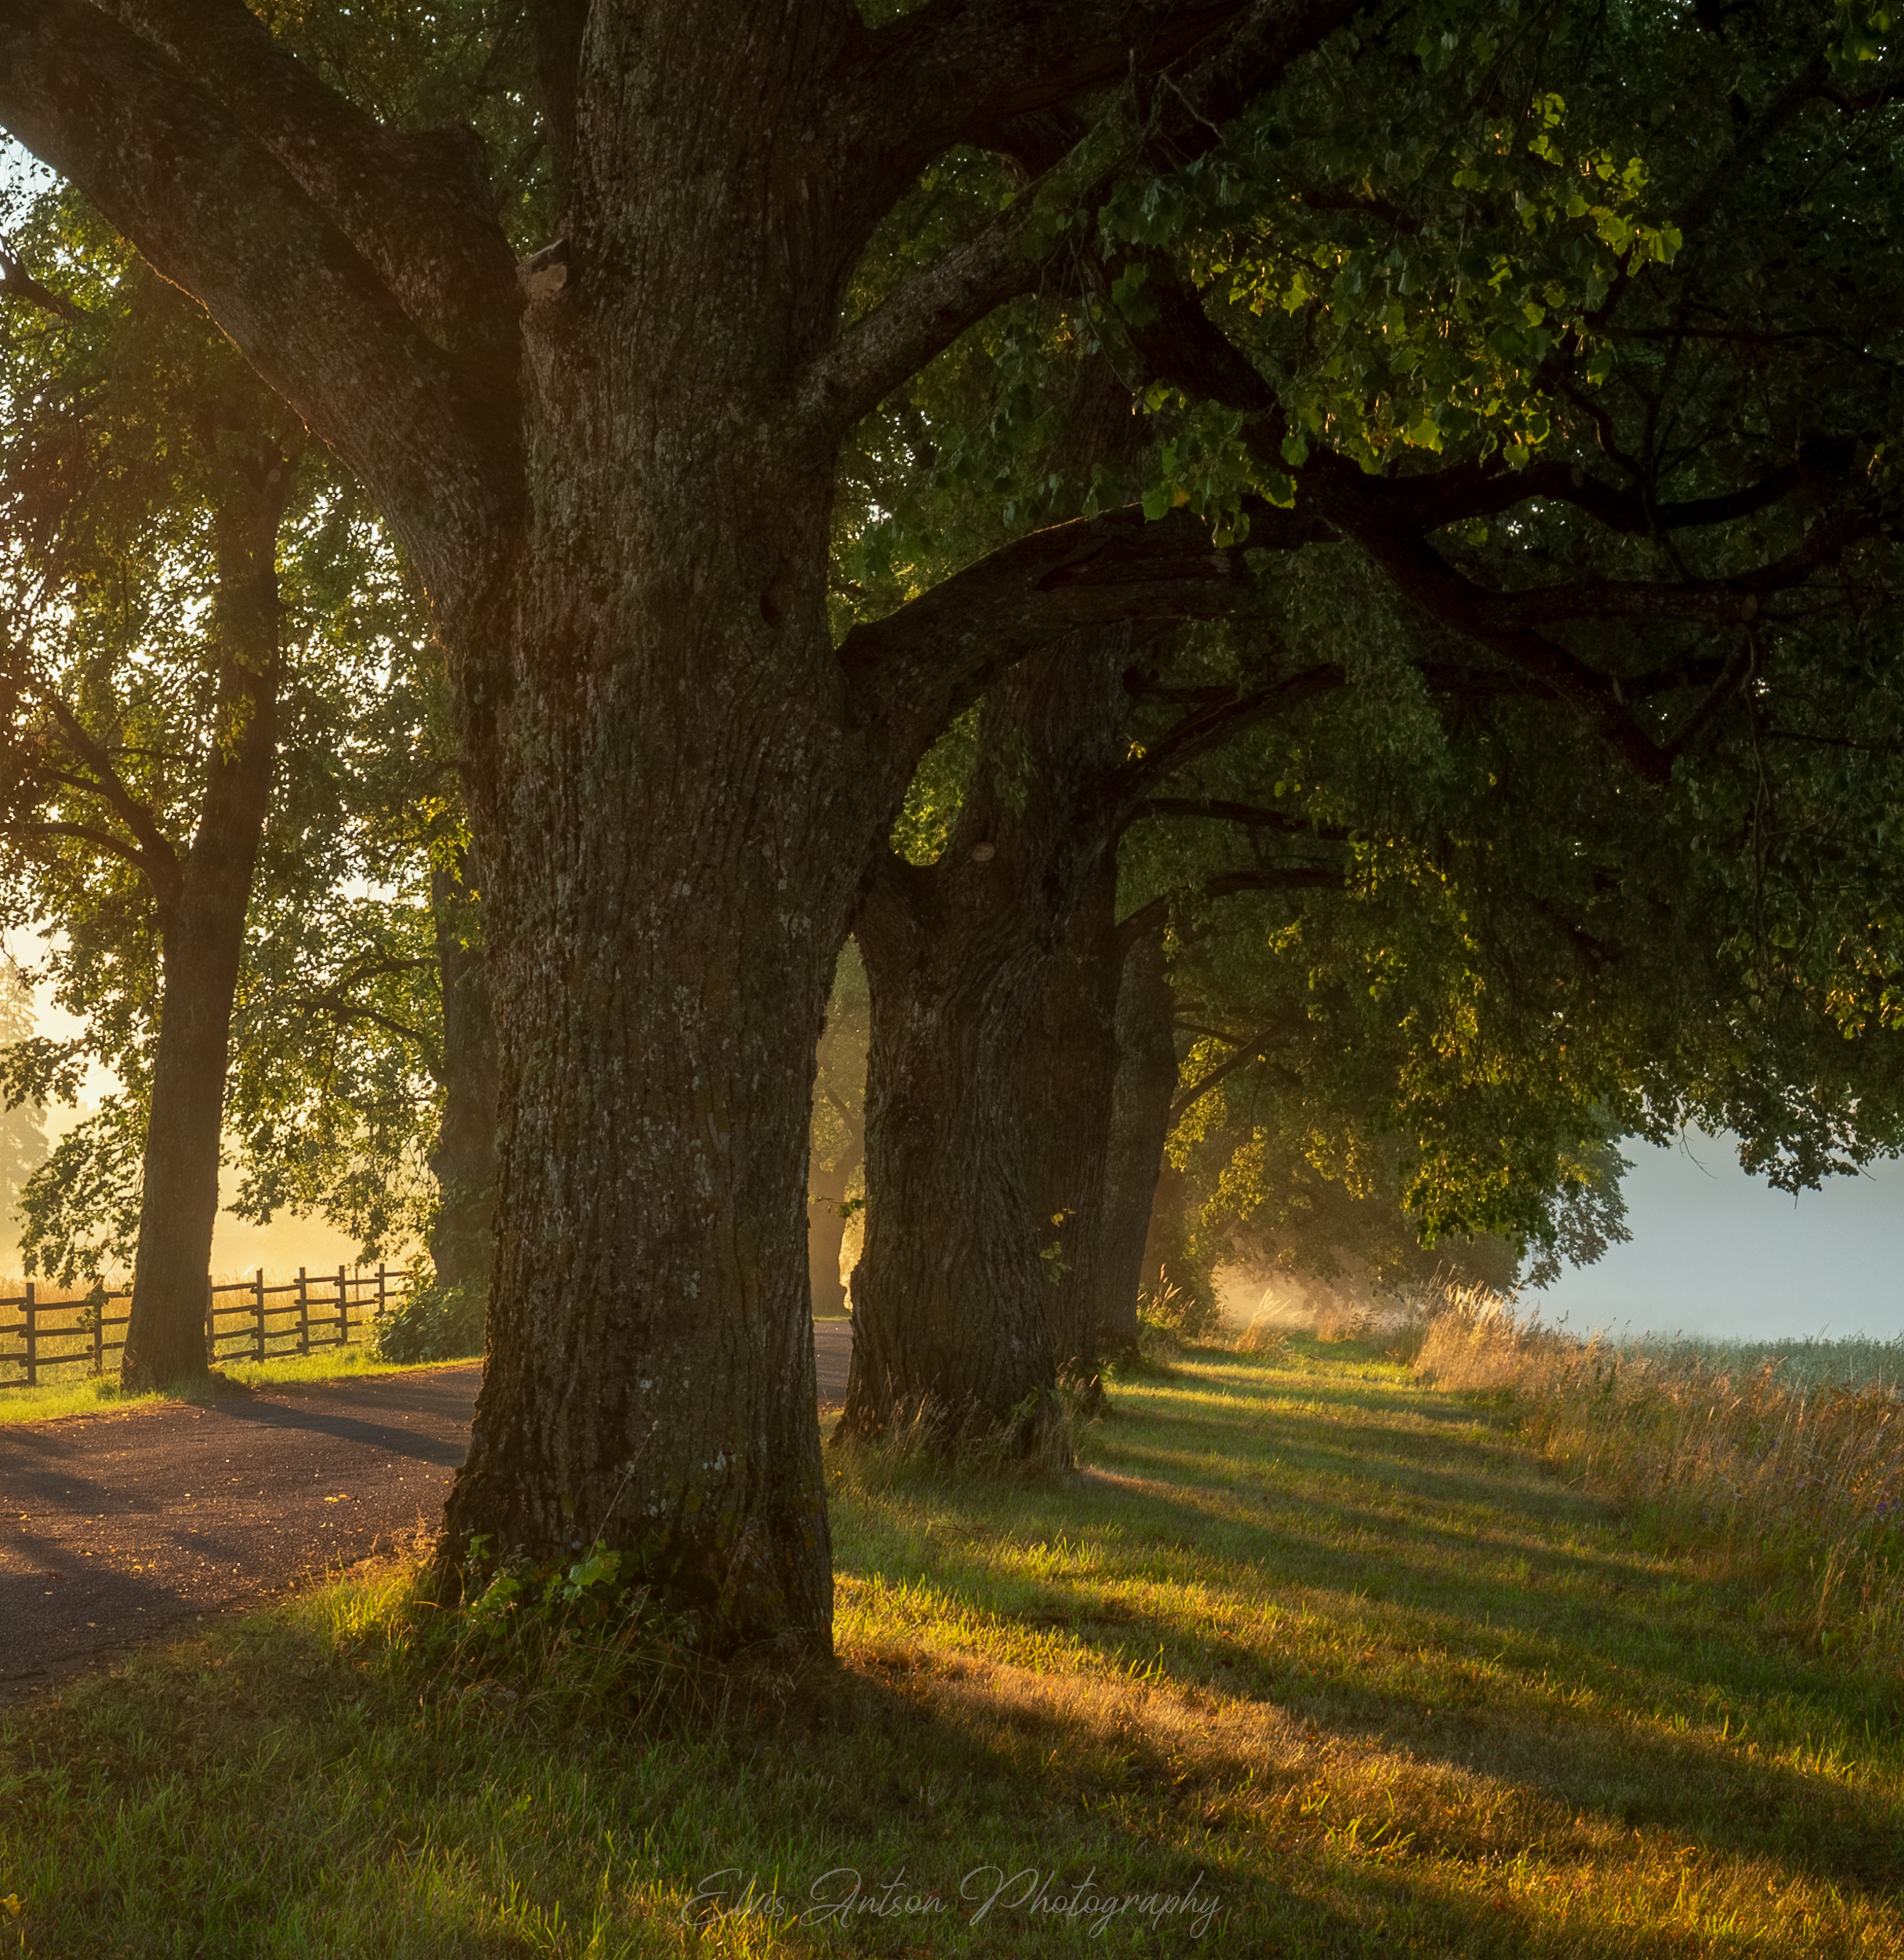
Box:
[297,1266,310,1355]
[205,1278,215,1366]
[337,1265,348,1345]
[23,1281,34,1389]
[92,1286,103,1375]
[255,1269,267,1359]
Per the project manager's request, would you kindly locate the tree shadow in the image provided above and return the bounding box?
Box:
[832,1362,1904,1907]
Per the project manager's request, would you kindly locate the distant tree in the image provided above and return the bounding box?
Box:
[0,166,502,1359]
[807,942,867,1319]
[0,240,311,1383]
[0,962,47,1259]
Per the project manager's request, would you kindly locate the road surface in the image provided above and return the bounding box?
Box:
[0,1320,851,1697]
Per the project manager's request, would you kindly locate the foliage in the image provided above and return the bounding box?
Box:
[369,1270,484,1367]
[1135,1264,1222,1345]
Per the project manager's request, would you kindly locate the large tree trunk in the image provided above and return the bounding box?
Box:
[122,458,289,1391]
[435,27,908,1647]
[1021,859,1122,1385]
[427,842,498,1303]
[443,545,868,1650]
[843,849,1064,1450]
[1097,932,1180,1356]
[843,630,1133,1450]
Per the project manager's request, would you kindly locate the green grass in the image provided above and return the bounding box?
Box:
[0,1348,481,1425]
[3,1338,1901,1955]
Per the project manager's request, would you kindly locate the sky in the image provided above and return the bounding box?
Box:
[1535,1131,1904,1344]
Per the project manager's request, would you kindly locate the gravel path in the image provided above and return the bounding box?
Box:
[1,1322,852,1698]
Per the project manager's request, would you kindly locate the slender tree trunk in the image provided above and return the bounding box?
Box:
[427,842,498,1303]
[807,1120,861,1316]
[1097,932,1179,1356]
[122,456,290,1390]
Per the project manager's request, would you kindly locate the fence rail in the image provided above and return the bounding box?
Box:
[0,1266,407,1388]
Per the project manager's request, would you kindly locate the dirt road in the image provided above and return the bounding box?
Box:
[1,1322,852,1697]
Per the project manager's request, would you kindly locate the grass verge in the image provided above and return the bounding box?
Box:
[0,1349,481,1425]
[1415,1304,1904,1659]
[3,1339,1902,1955]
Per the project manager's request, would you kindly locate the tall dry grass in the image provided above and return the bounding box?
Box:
[1415,1295,1904,1657]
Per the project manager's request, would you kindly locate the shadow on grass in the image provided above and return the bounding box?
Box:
[835,1356,1904,1907]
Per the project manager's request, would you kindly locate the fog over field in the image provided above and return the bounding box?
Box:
[1536,1132,1904,1343]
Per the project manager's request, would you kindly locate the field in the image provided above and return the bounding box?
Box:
[2,1334,1901,1956]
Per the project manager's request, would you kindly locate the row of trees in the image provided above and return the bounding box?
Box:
[0,0,1900,1658]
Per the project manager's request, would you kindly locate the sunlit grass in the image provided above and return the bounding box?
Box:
[1416,1305,1904,1659]
[2,1341,1900,1954]
[0,1348,479,1425]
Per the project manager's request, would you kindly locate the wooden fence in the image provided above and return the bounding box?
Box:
[0,1265,408,1388]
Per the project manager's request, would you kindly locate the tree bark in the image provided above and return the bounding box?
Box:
[843,630,1134,1450]
[427,842,498,1304]
[1021,858,1122,1387]
[122,455,290,1390]
[1097,932,1180,1356]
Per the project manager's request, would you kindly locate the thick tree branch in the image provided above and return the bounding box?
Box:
[862,0,1246,157]
[285,991,443,1083]
[1113,663,1342,805]
[531,0,589,212]
[0,0,513,597]
[3,818,158,880]
[1114,862,1339,953]
[0,238,82,320]
[791,202,1043,438]
[39,695,183,902]
[118,0,520,397]
[1112,249,1887,787]
[1370,435,1861,538]
[1133,795,1347,837]
[814,0,1369,429]
[1294,478,1675,786]
[843,499,1320,743]
[1116,278,1669,778]
[1168,1022,1294,1122]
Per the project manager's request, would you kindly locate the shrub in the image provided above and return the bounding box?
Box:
[372,1273,484,1363]
[1137,1265,1220,1345]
